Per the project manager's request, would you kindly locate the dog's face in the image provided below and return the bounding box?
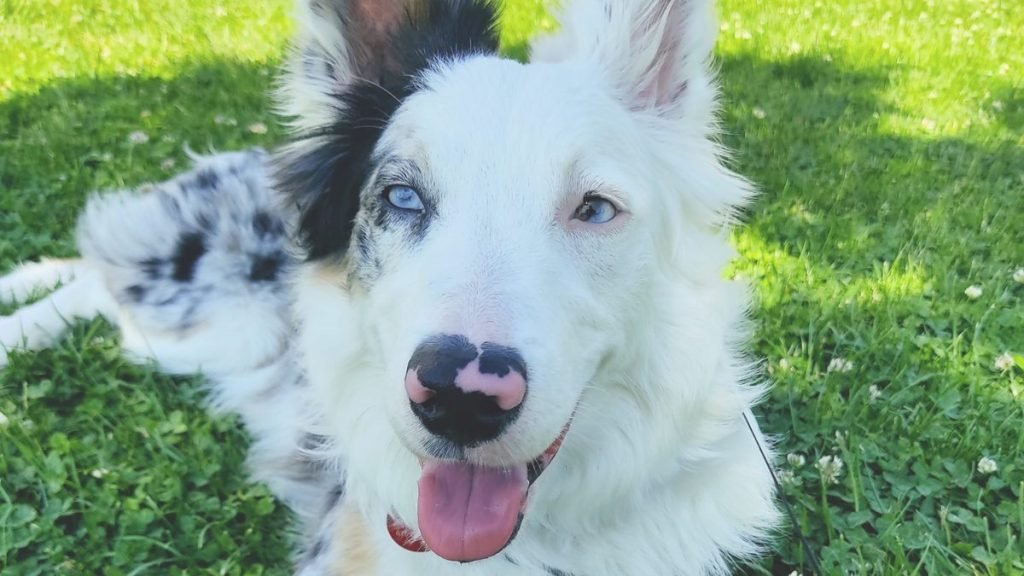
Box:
[278,0,751,563]
[363,57,654,448]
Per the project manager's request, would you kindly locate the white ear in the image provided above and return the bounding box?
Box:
[531,0,717,120]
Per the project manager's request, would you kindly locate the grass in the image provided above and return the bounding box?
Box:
[0,0,1021,574]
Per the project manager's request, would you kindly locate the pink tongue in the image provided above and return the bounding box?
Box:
[417,461,528,562]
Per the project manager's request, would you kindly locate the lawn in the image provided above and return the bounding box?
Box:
[1,0,1021,574]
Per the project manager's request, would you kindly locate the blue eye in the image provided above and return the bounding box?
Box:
[573,195,618,224]
[384,185,425,211]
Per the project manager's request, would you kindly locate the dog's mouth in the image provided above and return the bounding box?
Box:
[391,423,570,562]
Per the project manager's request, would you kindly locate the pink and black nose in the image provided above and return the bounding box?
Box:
[405,334,527,446]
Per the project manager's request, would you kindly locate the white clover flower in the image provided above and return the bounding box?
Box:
[827,357,853,373]
[127,130,149,144]
[816,455,844,485]
[248,122,268,135]
[787,453,806,468]
[977,457,997,475]
[994,353,1015,372]
[214,114,237,126]
[921,118,936,131]
[964,285,983,300]
[160,158,176,171]
[869,384,882,403]
[777,469,798,486]
[1013,268,1024,284]
[778,358,791,372]
[752,106,766,119]
[90,468,110,479]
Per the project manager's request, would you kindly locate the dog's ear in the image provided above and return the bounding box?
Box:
[273,0,500,261]
[277,0,427,132]
[532,0,717,120]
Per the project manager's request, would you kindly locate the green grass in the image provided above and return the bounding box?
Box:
[1,0,1021,574]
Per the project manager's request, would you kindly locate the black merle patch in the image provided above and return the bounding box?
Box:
[251,210,284,238]
[194,168,220,191]
[141,257,163,280]
[355,225,373,262]
[124,284,148,302]
[479,342,529,381]
[325,482,345,510]
[249,253,283,282]
[171,232,206,282]
[351,222,384,285]
[274,0,500,261]
[408,333,479,388]
[308,537,325,560]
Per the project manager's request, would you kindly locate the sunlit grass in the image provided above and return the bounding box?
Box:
[0,0,292,96]
[718,0,1022,573]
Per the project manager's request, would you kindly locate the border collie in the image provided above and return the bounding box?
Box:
[0,0,780,573]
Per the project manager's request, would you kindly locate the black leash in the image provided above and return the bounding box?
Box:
[742,411,823,575]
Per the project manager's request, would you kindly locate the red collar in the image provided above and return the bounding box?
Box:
[387,514,429,553]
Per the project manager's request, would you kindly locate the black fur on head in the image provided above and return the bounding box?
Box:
[274,0,501,261]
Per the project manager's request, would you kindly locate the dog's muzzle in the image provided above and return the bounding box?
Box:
[400,334,565,562]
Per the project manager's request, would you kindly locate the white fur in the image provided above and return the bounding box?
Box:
[0,262,115,367]
[0,0,779,573]
[285,0,778,573]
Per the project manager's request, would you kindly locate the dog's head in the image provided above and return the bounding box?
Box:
[277,0,753,563]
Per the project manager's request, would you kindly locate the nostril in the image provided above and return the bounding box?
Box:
[405,369,437,404]
[409,387,521,447]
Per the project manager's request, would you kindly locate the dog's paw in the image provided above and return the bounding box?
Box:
[0,319,10,368]
[0,274,34,304]
[0,315,25,355]
[0,259,80,304]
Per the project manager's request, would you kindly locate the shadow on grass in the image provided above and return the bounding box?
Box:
[0,59,293,575]
[0,59,283,265]
[989,83,1024,132]
[719,53,1023,574]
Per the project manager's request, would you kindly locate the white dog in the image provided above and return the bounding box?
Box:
[0,0,780,573]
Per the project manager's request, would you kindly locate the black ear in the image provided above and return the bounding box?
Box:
[273,0,500,261]
[277,0,426,133]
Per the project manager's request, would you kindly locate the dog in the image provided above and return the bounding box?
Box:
[0,0,781,573]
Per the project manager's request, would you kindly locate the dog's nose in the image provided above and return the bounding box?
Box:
[405,334,527,446]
